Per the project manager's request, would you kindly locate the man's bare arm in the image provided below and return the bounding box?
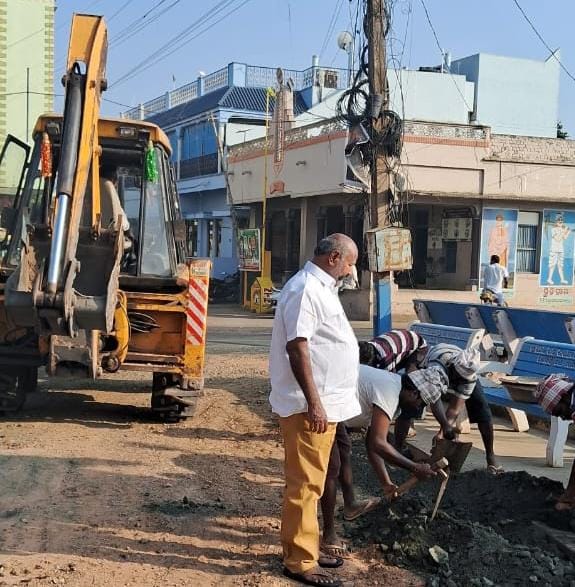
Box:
[286,338,328,433]
[367,406,435,481]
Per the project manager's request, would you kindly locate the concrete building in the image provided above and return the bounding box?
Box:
[450,52,560,137]
[127,50,561,284]
[0,0,54,195]
[228,115,575,319]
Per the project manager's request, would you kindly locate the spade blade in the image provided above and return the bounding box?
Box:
[431,439,472,474]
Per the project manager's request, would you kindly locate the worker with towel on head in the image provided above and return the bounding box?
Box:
[395,343,503,475]
[535,374,575,510]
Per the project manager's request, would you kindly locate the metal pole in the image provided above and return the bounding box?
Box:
[261,88,273,279]
[367,0,392,335]
[26,67,30,142]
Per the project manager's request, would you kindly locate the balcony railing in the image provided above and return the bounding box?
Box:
[123,62,350,120]
[179,153,219,179]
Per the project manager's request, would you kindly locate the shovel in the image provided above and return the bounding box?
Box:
[406,438,472,474]
[431,438,473,474]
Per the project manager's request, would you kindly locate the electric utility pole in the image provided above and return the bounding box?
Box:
[367,0,392,335]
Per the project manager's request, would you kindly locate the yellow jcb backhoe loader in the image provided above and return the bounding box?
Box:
[0,14,209,420]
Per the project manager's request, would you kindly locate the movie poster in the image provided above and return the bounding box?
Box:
[238,229,261,271]
[539,210,575,286]
[538,209,575,305]
[479,208,518,291]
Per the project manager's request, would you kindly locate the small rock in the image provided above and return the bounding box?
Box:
[516,550,532,559]
[553,566,565,578]
[379,544,389,552]
[429,545,449,565]
[392,541,402,552]
[529,576,539,583]
[482,579,494,587]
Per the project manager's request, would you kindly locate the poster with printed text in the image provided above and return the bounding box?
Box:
[238,229,261,271]
[538,209,575,305]
[479,208,518,291]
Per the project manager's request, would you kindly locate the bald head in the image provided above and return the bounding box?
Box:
[314,233,358,258]
[313,233,358,282]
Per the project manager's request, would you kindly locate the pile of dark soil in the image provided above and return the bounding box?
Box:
[347,438,575,586]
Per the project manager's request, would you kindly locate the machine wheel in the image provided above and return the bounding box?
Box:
[151,373,197,422]
[0,367,37,414]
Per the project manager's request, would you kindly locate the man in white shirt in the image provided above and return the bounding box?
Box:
[269,233,361,587]
[346,365,441,488]
[482,254,509,306]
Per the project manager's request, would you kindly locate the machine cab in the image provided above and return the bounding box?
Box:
[0,116,187,288]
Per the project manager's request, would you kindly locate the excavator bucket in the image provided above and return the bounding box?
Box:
[0,12,209,419]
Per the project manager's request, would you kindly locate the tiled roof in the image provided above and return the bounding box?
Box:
[220,86,309,115]
[147,86,309,128]
[147,86,229,128]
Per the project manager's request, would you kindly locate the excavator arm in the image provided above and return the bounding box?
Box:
[6,14,122,336]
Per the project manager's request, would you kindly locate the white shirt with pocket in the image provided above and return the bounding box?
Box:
[269,261,361,422]
[345,365,402,428]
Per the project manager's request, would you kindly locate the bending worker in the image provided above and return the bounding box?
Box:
[395,343,503,475]
[535,374,575,510]
[320,362,455,557]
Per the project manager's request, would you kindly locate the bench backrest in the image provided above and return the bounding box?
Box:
[414,299,575,345]
[410,322,484,350]
[512,338,575,379]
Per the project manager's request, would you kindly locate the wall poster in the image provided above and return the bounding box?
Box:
[479,208,518,291]
[538,209,575,306]
[238,229,261,271]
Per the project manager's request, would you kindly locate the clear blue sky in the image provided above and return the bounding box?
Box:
[53,0,575,134]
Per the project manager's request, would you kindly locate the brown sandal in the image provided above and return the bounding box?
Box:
[320,543,349,558]
[283,566,342,586]
[343,497,381,521]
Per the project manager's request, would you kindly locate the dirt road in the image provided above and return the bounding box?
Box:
[0,344,418,587]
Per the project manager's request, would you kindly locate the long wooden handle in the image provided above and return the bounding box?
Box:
[396,475,420,496]
[395,458,449,497]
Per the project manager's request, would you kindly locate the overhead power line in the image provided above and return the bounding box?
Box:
[318,0,345,61]
[109,0,181,48]
[109,0,252,90]
[418,0,473,113]
[512,0,575,84]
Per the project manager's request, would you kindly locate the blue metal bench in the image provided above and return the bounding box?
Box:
[414,299,575,360]
[478,337,575,467]
[414,299,575,343]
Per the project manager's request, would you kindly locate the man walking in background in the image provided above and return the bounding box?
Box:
[482,254,509,306]
[269,233,361,587]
